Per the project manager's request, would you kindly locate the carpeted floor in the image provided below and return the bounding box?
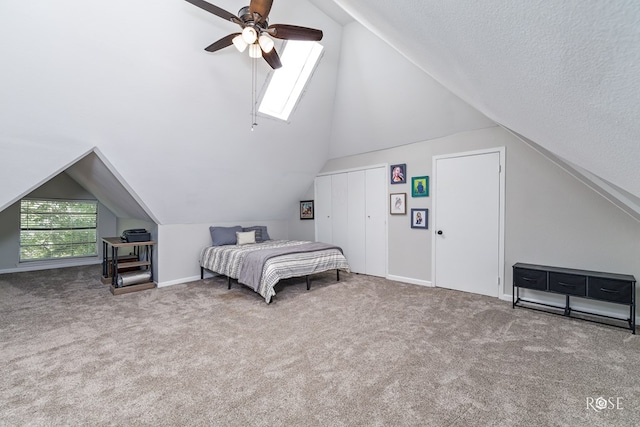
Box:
[1,265,639,426]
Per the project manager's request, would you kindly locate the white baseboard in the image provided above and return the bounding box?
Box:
[160,273,429,288]
[156,275,202,288]
[387,274,433,287]
[0,258,102,275]
[500,293,513,302]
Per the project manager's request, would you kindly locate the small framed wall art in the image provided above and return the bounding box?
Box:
[300,200,314,220]
[411,208,428,229]
[390,193,407,215]
[390,164,407,184]
[411,176,429,197]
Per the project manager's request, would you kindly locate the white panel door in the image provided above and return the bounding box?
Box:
[347,170,366,273]
[433,151,501,297]
[365,167,387,277]
[315,175,332,244]
[331,173,349,257]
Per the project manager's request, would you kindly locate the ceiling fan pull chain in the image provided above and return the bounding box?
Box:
[251,56,258,131]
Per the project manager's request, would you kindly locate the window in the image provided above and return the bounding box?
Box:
[259,41,324,121]
[20,199,98,261]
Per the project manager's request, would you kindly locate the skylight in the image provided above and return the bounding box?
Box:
[258,41,324,121]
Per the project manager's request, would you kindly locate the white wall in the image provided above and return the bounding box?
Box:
[287,183,316,242]
[156,220,290,287]
[317,127,640,305]
[0,0,344,226]
[328,22,494,159]
[0,203,20,271]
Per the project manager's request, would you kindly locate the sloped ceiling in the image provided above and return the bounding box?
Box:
[326,21,494,159]
[0,0,344,224]
[0,137,94,212]
[330,0,640,198]
[65,150,156,222]
[2,0,638,223]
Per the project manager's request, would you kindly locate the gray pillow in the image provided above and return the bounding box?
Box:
[243,226,270,242]
[261,226,271,241]
[210,226,242,246]
[242,226,263,242]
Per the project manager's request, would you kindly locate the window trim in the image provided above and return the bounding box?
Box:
[258,40,324,122]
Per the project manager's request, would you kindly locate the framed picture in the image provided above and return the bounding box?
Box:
[411,208,428,229]
[390,163,407,184]
[411,176,429,197]
[390,193,406,215]
[300,200,314,220]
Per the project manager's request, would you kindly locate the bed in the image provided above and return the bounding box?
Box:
[199,226,350,303]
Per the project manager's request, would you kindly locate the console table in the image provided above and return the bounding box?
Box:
[102,237,156,295]
[513,263,636,333]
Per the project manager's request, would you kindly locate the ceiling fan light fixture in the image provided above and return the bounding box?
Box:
[258,34,274,53]
[249,43,262,58]
[232,35,248,52]
[242,26,258,44]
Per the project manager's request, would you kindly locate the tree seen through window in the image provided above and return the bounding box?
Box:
[20,199,98,261]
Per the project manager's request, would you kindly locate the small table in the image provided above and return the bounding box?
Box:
[513,263,636,333]
[102,237,156,295]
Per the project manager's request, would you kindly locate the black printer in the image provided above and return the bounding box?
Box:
[121,229,151,242]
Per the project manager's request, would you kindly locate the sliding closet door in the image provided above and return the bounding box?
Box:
[331,173,349,257]
[365,167,386,277]
[315,175,332,244]
[316,167,387,277]
[347,171,366,273]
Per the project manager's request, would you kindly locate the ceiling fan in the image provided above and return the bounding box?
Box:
[184,0,323,69]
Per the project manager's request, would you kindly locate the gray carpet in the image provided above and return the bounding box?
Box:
[1,266,639,426]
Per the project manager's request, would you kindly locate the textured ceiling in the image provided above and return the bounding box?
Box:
[334,0,640,199]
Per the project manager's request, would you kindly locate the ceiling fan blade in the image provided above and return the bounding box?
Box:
[184,0,239,23]
[249,0,274,23]
[204,33,240,52]
[268,24,323,41]
[262,46,282,69]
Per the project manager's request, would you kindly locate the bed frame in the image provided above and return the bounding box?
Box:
[201,267,341,292]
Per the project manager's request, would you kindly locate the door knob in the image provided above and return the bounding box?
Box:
[437,230,443,235]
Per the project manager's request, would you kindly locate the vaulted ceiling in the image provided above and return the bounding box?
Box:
[329,0,640,198]
[1,0,638,224]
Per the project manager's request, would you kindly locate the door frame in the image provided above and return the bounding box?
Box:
[431,147,507,298]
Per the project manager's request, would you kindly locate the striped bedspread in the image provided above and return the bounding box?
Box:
[199,240,350,303]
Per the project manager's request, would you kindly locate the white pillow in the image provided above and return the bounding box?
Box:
[236,230,256,245]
